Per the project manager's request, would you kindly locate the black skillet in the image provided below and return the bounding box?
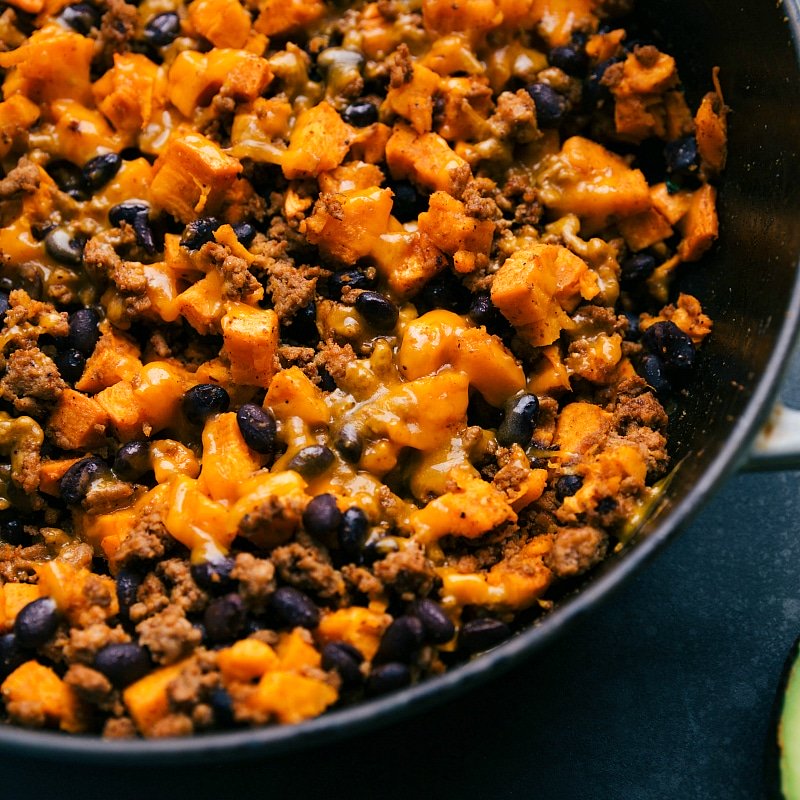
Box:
[0,0,798,763]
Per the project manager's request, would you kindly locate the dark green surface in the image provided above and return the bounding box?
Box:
[0,352,798,799]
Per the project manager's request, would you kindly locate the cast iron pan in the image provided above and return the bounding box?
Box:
[0,0,799,763]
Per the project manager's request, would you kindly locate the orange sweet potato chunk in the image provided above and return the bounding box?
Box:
[221,303,280,388]
[188,0,251,48]
[46,389,109,451]
[254,0,326,36]
[383,61,441,134]
[281,102,353,180]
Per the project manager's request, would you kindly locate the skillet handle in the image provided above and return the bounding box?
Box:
[745,404,800,471]
[741,343,800,471]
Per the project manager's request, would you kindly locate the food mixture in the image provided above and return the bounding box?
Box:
[0,0,725,737]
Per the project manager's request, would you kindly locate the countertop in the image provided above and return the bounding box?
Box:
[1,354,799,800]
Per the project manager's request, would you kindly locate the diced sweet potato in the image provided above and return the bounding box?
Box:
[46,389,109,451]
[150,133,243,224]
[436,76,493,142]
[164,476,234,555]
[617,206,673,252]
[677,184,718,262]
[188,0,251,48]
[554,402,613,459]
[94,380,143,442]
[491,244,598,347]
[318,162,385,194]
[93,53,159,139]
[75,324,142,393]
[276,629,321,670]
[218,638,280,682]
[264,366,329,426]
[221,303,280,388]
[149,439,201,483]
[410,472,517,543]
[317,607,391,661]
[521,0,597,47]
[371,229,447,298]
[254,0,326,36]
[397,310,525,407]
[249,671,337,724]
[423,0,502,35]
[695,72,728,178]
[37,560,118,625]
[649,182,693,226]
[383,61,441,134]
[527,344,571,396]
[38,458,80,496]
[176,270,226,334]
[386,125,472,196]
[538,136,651,228]
[281,102,354,180]
[1,583,41,630]
[303,186,393,264]
[123,659,190,736]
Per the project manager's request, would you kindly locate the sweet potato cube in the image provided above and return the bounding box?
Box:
[695,85,728,177]
[37,560,118,625]
[276,629,322,670]
[554,402,613,459]
[522,0,597,47]
[251,671,337,724]
[410,475,517,543]
[254,0,326,36]
[46,389,109,451]
[538,136,651,227]
[39,458,80,496]
[176,270,226,334]
[371,229,447,299]
[150,133,243,224]
[678,184,718,262]
[303,186,393,264]
[386,126,472,196]
[423,0,502,34]
[491,244,598,347]
[221,303,279,388]
[164,476,234,552]
[188,0,251,48]
[318,161,386,194]
[93,53,159,138]
[264,366,329,426]
[281,102,354,180]
[75,324,142,393]
[417,191,495,257]
[617,206,673,252]
[50,99,121,166]
[649,182,693,226]
[2,584,41,629]
[123,659,190,736]
[383,61,441,134]
[132,361,195,434]
[218,639,280,682]
[317,607,391,661]
[94,380,143,442]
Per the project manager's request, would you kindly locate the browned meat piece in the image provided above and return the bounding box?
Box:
[136,605,202,665]
[64,664,114,706]
[0,157,39,199]
[372,543,436,599]
[63,623,130,665]
[158,558,209,615]
[0,347,66,417]
[230,552,276,612]
[272,537,346,601]
[545,526,608,579]
[109,510,172,572]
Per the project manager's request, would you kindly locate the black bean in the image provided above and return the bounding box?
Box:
[624,311,641,341]
[109,201,149,228]
[303,494,342,538]
[467,390,503,430]
[109,202,155,253]
[182,383,230,425]
[555,474,583,501]
[286,445,335,478]
[641,320,696,373]
[270,586,320,629]
[46,159,85,199]
[44,229,84,266]
[355,291,399,332]
[549,43,587,76]
[620,253,656,285]
[416,272,470,315]
[596,497,617,514]
[585,57,621,105]
[374,616,424,664]
[640,353,671,396]
[496,393,540,448]
[363,532,399,564]
[55,348,86,384]
[365,662,411,697]
[326,268,376,299]
[68,308,100,355]
[280,300,318,345]
[191,557,236,594]
[113,441,151,482]
[209,686,237,728]
[0,518,26,546]
[342,101,378,127]
[94,643,152,687]
[232,221,256,247]
[203,593,246,643]
[334,424,363,463]
[467,293,501,328]
[0,291,8,319]
[115,569,142,620]
[30,223,55,241]
[60,456,107,505]
[0,633,27,678]
[14,597,60,648]
[459,618,510,654]
[665,135,699,177]
[236,404,277,454]
[321,641,363,687]
[144,11,180,46]
[59,2,100,34]
[388,179,427,223]
[338,507,368,557]
[526,83,567,127]
[180,216,221,250]
[411,598,455,644]
[82,152,121,192]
